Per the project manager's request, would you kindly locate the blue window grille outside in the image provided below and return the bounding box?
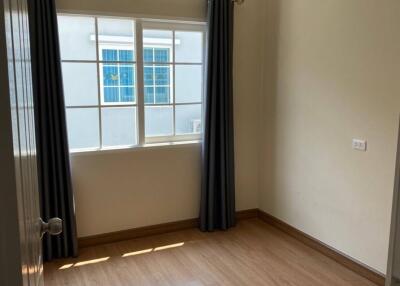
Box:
[102,49,135,103]
[144,49,153,62]
[103,49,118,61]
[102,48,170,104]
[154,49,169,62]
[143,47,171,104]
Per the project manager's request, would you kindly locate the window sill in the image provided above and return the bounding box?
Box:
[69,140,202,156]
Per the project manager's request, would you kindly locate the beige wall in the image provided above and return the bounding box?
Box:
[259,0,400,273]
[70,145,202,237]
[233,0,265,214]
[59,0,264,238]
[58,0,400,274]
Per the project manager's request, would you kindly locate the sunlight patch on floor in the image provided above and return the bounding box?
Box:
[59,257,110,269]
[58,242,185,270]
[122,248,153,257]
[154,242,185,251]
[59,263,74,270]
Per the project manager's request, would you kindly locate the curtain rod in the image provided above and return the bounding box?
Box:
[232,0,244,5]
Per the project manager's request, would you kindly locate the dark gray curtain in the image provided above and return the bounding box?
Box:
[28,0,78,261]
[200,0,236,231]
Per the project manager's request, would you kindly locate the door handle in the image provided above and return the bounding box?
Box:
[40,217,62,238]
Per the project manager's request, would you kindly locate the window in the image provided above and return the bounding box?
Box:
[143,47,171,104]
[100,47,135,103]
[58,15,205,151]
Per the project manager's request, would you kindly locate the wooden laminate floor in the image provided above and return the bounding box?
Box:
[44,219,376,286]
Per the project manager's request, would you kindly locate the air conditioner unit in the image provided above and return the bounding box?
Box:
[192,119,201,133]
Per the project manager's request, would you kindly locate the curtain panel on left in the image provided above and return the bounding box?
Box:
[28,0,78,261]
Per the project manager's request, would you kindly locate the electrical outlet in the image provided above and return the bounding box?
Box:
[352,139,367,151]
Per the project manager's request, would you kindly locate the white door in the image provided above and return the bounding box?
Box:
[0,0,61,285]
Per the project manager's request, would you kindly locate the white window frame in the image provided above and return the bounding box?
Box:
[60,14,206,152]
[139,20,206,144]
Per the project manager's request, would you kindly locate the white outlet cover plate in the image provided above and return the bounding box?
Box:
[352,139,367,151]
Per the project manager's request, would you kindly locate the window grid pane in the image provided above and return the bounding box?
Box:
[61,16,204,149]
[144,64,172,106]
[104,87,119,102]
[175,104,202,135]
[102,61,136,104]
[142,29,203,140]
[102,49,118,61]
[102,107,137,147]
[119,50,134,61]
